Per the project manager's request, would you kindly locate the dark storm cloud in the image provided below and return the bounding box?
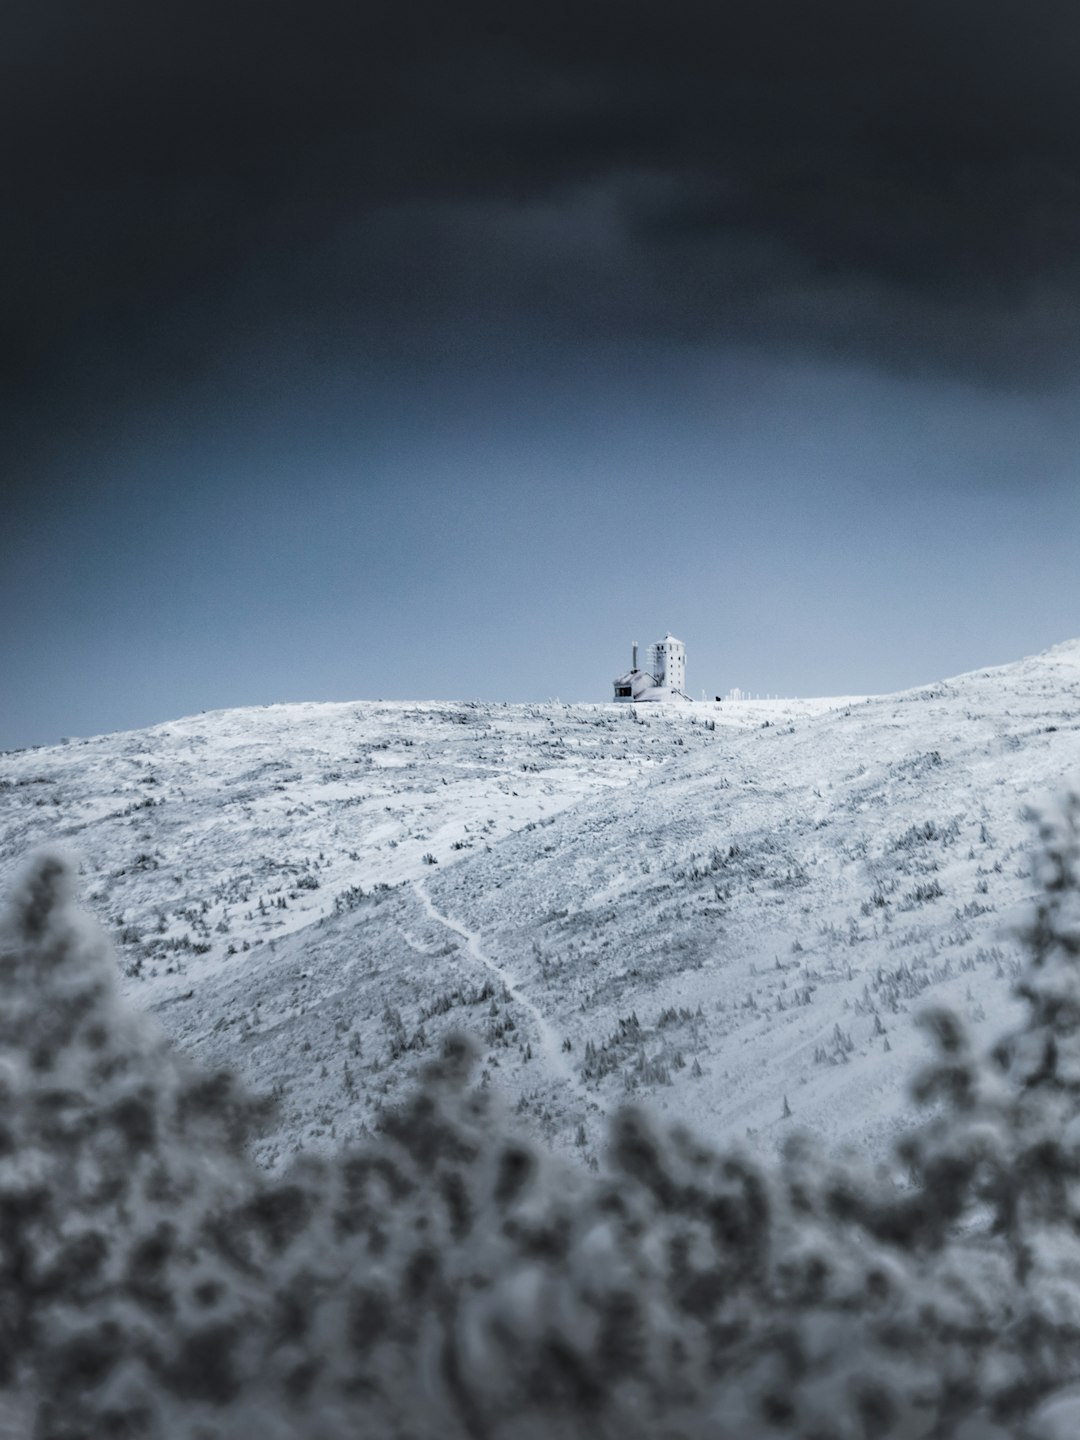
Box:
[6,0,1080,403]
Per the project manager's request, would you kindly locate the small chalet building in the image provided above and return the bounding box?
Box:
[613,634,689,703]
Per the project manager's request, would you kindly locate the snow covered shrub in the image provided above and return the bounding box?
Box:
[7,806,1080,1436]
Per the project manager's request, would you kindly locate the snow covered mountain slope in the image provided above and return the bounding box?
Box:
[3,642,1080,1169]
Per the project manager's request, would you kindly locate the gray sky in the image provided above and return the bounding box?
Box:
[3,1,1079,748]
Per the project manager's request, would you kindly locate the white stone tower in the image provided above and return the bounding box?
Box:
[648,633,686,694]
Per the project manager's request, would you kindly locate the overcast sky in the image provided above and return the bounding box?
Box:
[3,0,1079,748]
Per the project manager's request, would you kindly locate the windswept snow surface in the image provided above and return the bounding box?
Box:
[3,643,1080,1168]
[413,877,595,1106]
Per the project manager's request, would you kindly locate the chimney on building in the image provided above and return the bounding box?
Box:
[632,640,638,671]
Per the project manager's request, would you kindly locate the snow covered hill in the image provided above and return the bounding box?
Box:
[3,642,1080,1169]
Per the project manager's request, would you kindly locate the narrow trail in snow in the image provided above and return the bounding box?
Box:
[413,879,596,1110]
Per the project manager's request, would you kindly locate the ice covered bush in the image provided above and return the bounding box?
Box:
[7,807,1080,1436]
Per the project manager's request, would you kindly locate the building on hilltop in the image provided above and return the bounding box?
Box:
[648,635,686,695]
[612,633,690,703]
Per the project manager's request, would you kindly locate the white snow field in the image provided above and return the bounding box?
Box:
[3,640,1080,1169]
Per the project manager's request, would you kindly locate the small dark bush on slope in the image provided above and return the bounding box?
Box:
[8,811,1080,1436]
